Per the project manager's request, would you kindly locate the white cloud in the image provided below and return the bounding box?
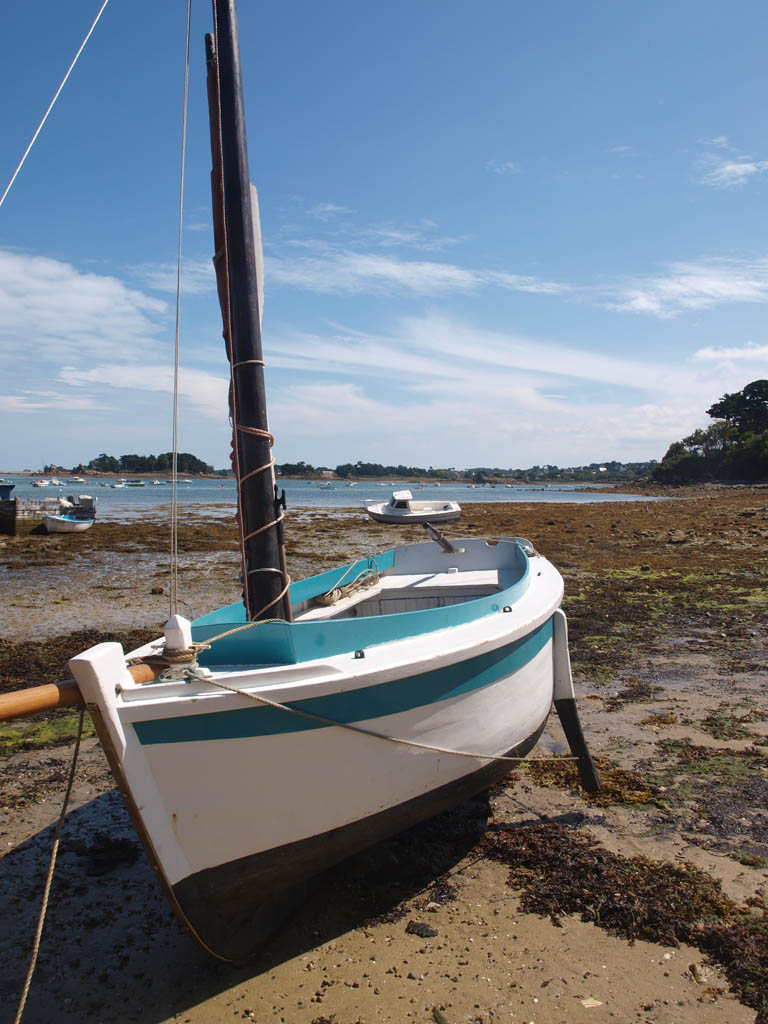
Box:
[606,258,768,317]
[132,256,215,294]
[309,202,351,219]
[264,312,768,466]
[60,363,228,419]
[486,160,521,175]
[266,248,567,297]
[0,390,102,412]
[0,249,167,364]
[695,341,768,362]
[696,139,768,188]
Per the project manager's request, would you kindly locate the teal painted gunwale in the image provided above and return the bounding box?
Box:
[190,547,530,668]
[133,616,552,746]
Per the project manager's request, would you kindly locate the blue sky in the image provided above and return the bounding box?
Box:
[2,0,767,471]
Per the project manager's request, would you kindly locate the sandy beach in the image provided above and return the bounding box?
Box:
[1,487,766,1024]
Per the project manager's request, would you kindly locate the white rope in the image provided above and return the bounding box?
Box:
[13,710,85,1024]
[184,666,572,765]
[170,0,193,616]
[0,0,112,211]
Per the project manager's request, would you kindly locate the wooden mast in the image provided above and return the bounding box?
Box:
[206,0,290,622]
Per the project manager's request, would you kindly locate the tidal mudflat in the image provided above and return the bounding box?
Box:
[1,486,766,1023]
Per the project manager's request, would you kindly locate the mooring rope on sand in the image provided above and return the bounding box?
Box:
[13,710,85,1024]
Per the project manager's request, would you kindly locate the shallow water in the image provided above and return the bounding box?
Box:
[2,474,659,522]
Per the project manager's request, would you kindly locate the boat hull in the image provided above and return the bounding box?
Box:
[43,515,94,533]
[366,506,461,524]
[69,538,573,961]
[171,718,546,961]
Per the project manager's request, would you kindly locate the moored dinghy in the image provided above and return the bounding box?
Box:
[0,0,600,965]
[43,514,94,533]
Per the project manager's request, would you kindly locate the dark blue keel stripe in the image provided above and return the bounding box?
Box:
[132,618,553,746]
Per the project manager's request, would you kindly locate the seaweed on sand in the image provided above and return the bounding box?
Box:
[0,628,159,754]
[481,823,768,1023]
[522,755,662,807]
[0,628,159,694]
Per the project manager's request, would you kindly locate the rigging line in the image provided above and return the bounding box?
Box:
[184,667,579,767]
[170,0,193,617]
[0,0,112,211]
[12,710,85,1024]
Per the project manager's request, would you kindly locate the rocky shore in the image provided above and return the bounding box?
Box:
[1,486,766,1024]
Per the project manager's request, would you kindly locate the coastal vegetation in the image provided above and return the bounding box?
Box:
[653,380,768,483]
[45,452,218,476]
[276,458,657,482]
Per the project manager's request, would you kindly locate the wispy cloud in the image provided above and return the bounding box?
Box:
[308,202,351,220]
[0,390,102,412]
[694,341,768,362]
[485,160,521,175]
[0,249,167,365]
[695,137,768,188]
[266,314,742,466]
[266,247,567,297]
[605,257,768,317]
[60,364,228,419]
[131,256,215,294]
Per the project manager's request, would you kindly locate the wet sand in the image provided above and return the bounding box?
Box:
[1,486,767,1024]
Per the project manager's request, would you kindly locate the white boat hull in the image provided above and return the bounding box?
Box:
[69,537,587,962]
[366,490,461,524]
[43,515,94,533]
[366,504,461,524]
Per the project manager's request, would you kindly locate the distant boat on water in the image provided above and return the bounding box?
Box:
[366,490,462,525]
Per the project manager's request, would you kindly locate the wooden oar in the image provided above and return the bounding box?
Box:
[0,663,162,722]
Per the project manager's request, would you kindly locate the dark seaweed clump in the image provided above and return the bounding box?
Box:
[522,755,661,807]
[482,823,768,1022]
[0,628,158,695]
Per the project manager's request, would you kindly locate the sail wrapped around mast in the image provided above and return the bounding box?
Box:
[205,1,290,622]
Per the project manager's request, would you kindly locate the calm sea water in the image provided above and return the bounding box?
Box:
[1,474,657,522]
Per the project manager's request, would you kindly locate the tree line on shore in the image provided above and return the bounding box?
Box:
[275,459,657,483]
[66,453,218,475]
[653,380,768,483]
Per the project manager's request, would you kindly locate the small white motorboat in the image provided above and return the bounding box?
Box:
[366,489,462,524]
[43,514,95,533]
[32,479,50,487]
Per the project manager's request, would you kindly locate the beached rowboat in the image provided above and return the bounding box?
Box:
[64,532,597,962]
[43,514,94,533]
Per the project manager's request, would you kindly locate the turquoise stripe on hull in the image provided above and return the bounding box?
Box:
[133,617,553,746]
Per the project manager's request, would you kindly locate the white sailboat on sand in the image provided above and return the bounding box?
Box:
[0,0,600,965]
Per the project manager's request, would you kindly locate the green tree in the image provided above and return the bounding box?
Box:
[707,379,768,433]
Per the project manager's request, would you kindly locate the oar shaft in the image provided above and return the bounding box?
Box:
[0,664,163,723]
[0,680,83,722]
